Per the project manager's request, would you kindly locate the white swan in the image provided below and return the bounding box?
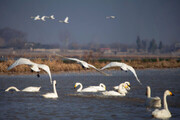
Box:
[74,82,100,92]
[42,80,58,99]
[31,15,41,20]
[41,16,49,21]
[59,17,69,23]
[5,86,41,92]
[152,90,174,119]
[114,81,131,93]
[146,86,161,108]
[101,62,142,85]
[55,54,109,76]
[106,16,116,19]
[49,15,55,19]
[7,58,52,84]
[86,83,106,92]
[102,83,128,96]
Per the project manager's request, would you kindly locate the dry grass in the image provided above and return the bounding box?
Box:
[0,58,180,74]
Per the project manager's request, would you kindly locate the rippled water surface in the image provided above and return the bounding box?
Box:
[0,69,180,120]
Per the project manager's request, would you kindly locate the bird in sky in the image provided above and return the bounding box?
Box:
[59,17,69,23]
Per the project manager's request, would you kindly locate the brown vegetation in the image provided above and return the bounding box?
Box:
[0,57,180,75]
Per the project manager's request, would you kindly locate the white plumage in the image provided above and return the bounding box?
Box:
[152,90,174,119]
[7,58,52,84]
[5,86,41,92]
[42,80,58,99]
[101,62,142,85]
[146,86,161,108]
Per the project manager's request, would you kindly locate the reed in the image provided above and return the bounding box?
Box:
[0,58,180,74]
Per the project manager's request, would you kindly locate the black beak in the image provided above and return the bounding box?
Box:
[31,69,33,72]
[172,93,175,96]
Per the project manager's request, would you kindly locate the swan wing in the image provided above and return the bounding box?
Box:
[64,17,69,23]
[88,63,110,76]
[38,64,52,84]
[126,65,142,85]
[7,58,36,70]
[101,62,123,70]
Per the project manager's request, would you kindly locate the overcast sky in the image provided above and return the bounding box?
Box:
[0,0,179,45]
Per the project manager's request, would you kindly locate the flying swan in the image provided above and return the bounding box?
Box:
[5,86,41,92]
[59,17,69,23]
[101,62,142,85]
[102,83,128,96]
[7,58,52,84]
[55,54,109,76]
[41,16,49,21]
[31,15,41,20]
[152,90,174,119]
[74,82,106,92]
[42,80,58,99]
[146,86,161,108]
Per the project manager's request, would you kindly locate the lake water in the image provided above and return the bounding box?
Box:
[0,69,180,120]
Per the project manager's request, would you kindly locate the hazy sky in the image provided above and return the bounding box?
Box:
[0,0,180,45]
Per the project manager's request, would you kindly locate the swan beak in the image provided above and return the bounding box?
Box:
[125,85,128,89]
[128,84,131,87]
[74,85,77,89]
[170,91,175,96]
[105,86,106,90]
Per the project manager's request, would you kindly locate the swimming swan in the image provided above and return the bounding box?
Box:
[146,86,161,108]
[42,80,58,99]
[5,86,41,92]
[74,82,101,92]
[102,83,128,96]
[114,81,131,93]
[152,90,174,119]
[101,62,142,85]
[86,83,106,92]
[7,58,52,84]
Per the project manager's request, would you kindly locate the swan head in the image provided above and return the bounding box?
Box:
[100,83,106,90]
[53,80,56,85]
[74,82,81,89]
[165,90,174,96]
[124,81,130,87]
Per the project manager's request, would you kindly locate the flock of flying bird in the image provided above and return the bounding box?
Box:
[31,15,69,23]
[4,54,174,119]
[30,15,116,23]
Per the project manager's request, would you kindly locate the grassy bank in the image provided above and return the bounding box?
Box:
[0,58,180,75]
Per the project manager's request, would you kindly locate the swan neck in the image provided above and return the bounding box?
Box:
[6,86,20,92]
[77,83,83,92]
[164,93,168,110]
[53,82,57,96]
[147,87,151,98]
